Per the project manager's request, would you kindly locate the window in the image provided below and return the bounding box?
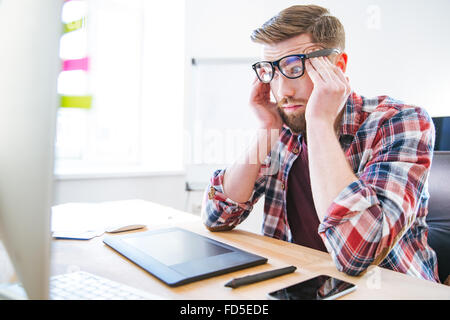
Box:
[55,0,185,176]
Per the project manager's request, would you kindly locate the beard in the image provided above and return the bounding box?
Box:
[277,97,308,136]
[277,97,345,140]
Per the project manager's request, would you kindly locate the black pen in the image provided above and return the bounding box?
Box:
[224,266,297,288]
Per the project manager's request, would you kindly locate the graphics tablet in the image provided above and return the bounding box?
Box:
[103,227,267,287]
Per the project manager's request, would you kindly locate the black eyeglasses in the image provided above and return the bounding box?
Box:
[252,48,341,83]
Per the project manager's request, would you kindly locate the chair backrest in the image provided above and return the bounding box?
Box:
[432,116,450,151]
[426,151,450,283]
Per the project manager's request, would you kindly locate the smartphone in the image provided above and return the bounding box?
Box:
[267,275,356,300]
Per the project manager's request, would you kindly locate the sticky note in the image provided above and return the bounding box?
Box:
[63,17,85,33]
[60,95,92,109]
[62,57,89,72]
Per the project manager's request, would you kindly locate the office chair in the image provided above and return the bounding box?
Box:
[426,151,450,284]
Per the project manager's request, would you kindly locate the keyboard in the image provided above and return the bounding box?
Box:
[1,271,163,300]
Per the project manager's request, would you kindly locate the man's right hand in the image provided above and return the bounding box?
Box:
[249,76,283,130]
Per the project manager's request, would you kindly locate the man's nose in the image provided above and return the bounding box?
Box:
[276,74,297,99]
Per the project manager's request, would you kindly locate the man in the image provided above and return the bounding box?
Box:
[201,5,439,282]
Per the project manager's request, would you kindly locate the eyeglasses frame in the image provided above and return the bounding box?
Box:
[252,48,341,83]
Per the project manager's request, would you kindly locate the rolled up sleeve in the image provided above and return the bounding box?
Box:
[202,168,267,231]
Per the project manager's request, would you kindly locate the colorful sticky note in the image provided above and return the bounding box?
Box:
[60,95,92,109]
[63,17,85,33]
[62,57,89,72]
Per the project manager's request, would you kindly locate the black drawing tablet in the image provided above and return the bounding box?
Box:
[103,227,267,287]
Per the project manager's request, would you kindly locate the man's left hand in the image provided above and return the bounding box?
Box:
[304,56,351,127]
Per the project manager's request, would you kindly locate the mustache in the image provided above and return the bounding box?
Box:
[277,97,308,108]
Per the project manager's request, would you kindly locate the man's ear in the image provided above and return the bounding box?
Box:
[336,52,348,73]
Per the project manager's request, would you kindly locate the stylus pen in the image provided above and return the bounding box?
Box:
[224,266,297,288]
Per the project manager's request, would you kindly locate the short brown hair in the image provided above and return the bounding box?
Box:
[251,5,345,51]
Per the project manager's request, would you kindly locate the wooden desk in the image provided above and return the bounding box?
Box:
[50,202,450,300]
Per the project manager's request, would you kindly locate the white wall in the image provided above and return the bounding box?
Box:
[53,173,187,210]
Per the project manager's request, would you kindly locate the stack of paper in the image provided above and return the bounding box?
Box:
[51,199,199,240]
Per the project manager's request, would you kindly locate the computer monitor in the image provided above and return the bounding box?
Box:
[0,0,62,299]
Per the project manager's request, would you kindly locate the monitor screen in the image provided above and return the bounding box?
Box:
[0,0,62,299]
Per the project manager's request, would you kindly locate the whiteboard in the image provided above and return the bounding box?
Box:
[185,58,260,187]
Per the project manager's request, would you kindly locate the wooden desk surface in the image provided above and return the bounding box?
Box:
[50,205,450,300]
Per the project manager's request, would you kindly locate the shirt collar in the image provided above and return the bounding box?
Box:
[339,91,363,138]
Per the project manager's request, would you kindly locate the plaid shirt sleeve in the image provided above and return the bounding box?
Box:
[318,106,435,276]
[201,167,268,231]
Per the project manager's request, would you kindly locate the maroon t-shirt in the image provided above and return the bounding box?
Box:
[286,136,327,252]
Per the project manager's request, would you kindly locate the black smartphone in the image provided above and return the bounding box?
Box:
[267,275,356,300]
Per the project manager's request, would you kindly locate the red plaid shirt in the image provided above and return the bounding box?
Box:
[202,92,440,282]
